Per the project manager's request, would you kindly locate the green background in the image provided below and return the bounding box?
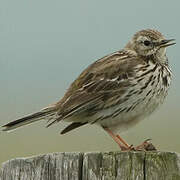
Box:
[0,0,180,165]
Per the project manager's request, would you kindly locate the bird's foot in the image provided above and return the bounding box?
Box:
[135,139,157,151]
[103,127,157,151]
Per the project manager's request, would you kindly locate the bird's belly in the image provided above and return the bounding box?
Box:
[93,87,168,133]
[94,66,171,133]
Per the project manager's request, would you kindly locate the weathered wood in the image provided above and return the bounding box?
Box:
[145,152,180,180]
[83,152,145,180]
[1,151,180,180]
[0,153,83,180]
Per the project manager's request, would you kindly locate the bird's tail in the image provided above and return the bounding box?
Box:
[2,106,57,132]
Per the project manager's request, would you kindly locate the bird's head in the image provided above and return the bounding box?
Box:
[125,29,175,59]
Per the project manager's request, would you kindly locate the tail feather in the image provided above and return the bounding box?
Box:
[2,107,56,132]
[60,122,88,134]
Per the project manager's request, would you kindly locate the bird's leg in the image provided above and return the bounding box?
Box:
[103,127,133,151]
[116,135,130,148]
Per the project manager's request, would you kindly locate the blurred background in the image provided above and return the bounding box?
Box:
[0,0,180,165]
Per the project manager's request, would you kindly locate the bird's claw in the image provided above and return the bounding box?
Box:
[135,139,157,151]
[120,139,157,151]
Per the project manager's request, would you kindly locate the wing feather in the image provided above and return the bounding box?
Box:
[48,50,146,128]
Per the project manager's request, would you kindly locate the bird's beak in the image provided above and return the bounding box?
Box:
[155,39,176,48]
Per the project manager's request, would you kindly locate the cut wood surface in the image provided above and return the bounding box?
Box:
[1,151,180,180]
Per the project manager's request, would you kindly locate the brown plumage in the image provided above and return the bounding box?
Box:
[2,29,175,151]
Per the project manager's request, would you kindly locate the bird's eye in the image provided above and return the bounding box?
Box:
[144,40,151,46]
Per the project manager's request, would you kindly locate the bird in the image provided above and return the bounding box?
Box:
[2,29,175,151]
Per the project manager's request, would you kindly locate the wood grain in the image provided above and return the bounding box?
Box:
[1,151,180,180]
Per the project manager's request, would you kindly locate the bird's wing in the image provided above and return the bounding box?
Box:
[47,50,146,128]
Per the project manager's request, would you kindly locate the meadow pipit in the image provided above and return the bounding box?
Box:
[2,29,175,151]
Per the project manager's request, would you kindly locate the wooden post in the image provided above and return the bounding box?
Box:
[1,151,180,180]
